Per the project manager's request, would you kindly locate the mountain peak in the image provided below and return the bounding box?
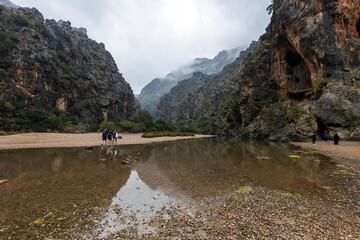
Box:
[0,0,18,8]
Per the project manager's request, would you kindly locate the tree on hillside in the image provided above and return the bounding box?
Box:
[131,109,153,127]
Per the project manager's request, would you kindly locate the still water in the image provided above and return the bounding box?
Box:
[0,138,335,238]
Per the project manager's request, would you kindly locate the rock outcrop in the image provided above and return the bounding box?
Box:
[157,0,360,140]
[0,5,135,131]
[157,42,259,133]
[137,47,243,119]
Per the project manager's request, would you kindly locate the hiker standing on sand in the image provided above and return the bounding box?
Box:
[113,130,118,144]
[327,131,331,145]
[323,131,328,142]
[102,129,108,145]
[108,130,113,144]
[334,132,340,145]
[312,133,317,145]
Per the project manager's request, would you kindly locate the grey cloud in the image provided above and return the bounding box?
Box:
[13,0,271,94]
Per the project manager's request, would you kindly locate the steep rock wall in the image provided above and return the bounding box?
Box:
[238,0,360,140]
[157,0,360,140]
[0,6,135,131]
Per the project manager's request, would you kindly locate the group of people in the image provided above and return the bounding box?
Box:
[102,129,120,145]
[312,131,340,145]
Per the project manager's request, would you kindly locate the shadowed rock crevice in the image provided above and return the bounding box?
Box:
[316,117,327,136]
[285,50,302,66]
[356,18,360,37]
[276,37,312,101]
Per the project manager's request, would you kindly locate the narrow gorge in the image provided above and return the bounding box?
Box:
[157,0,360,141]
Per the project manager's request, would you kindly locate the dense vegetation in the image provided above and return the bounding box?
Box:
[94,109,202,134]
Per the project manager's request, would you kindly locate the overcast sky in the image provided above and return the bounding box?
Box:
[12,0,271,94]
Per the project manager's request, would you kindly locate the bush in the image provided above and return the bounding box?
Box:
[29,110,48,123]
[5,32,19,44]
[48,112,68,131]
[57,62,76,74]
[10,13,30,26]
[86,124,100,132]
[286,106,304,120]
[117,121,144,133]
[100,121,116,131]
[195,128,205,134]
[354,115,360,127]
[82,53,90,62]
[141,132,195,138]
[263,102,288,132]
[56,78,70,89]
[49,49,57,58]
[153,120,175,132]
[131,109,153,126]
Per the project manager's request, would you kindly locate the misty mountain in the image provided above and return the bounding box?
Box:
[0,0,18,8]
[138,46,244,119]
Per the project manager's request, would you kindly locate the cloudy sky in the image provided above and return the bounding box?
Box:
[12,0,271,94]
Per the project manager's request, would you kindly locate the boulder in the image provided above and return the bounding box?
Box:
[313,86,360,128]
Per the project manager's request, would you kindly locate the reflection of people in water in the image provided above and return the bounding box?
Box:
[100,145,118,161]
[51,157,63,172]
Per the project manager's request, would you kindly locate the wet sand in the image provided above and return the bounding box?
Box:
[0,132,214,150]
[292,141,360,161]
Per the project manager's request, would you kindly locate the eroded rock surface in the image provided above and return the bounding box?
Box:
[0,5,135,131]
[157,0,360,141]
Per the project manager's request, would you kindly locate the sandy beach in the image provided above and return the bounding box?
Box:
[0,132,214,150]
[292,141,360,162]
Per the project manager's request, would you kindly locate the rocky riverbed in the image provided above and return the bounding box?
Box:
[0,140,359,239]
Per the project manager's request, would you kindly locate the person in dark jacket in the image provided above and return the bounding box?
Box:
[102,129,108,145]
[312,133,317,145]
[108,130,113,143]
[333,133,340,145]
[322,131,328,142]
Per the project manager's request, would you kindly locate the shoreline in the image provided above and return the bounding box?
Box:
[291,141,360,173]
[0,132,215,150]
[291,141,360,162]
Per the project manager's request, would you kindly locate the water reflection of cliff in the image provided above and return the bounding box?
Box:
[0,147,131,239]
[136,138,335,199]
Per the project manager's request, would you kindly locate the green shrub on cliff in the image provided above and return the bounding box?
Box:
[286,106,304,120]
[10,13,30,26]
[82,53,90,62]
[4,32,19,44]
[48,49,57,58]
[57,62,76,75]
[56,78,70,89]
[354,115,360,127]
[263,102,288,132]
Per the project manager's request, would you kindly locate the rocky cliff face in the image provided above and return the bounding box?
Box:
[137,47,243,119]
[0,6,135,131]
[157,0,360,140]
[157,42,259,133]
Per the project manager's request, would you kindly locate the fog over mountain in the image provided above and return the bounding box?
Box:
[138,46,244,119]
[11,0,272,94]
[0,0,18,8]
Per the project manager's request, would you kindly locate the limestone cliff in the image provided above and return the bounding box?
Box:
[0,5,135,131]
[157,42,259,133]
[138,47,243,119]
[157,0,360,140]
